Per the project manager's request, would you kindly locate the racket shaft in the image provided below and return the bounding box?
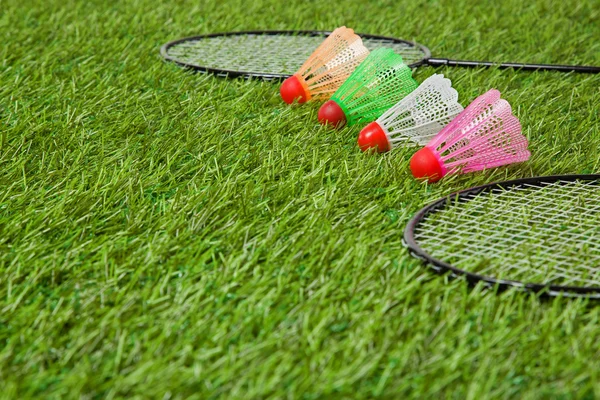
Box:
[427,58,600,73]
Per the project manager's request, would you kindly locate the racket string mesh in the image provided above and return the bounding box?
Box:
[165,34,427,77]
[426,89,529,174]
[414,180,600,287]
[331,48,419,126]
[376,74,464,147]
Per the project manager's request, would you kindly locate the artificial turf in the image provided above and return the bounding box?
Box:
[1,0,600,397]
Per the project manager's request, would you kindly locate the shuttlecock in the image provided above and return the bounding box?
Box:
[280,27,369,104]
[410,89,529,183]
[357,74,463,152]
[317,48,418,128]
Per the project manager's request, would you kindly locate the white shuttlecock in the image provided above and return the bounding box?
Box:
[357,74,463,152]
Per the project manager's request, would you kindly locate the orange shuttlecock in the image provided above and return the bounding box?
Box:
[280,27,369,104]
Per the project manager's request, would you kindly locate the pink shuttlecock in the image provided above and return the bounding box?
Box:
[410,89,530,183]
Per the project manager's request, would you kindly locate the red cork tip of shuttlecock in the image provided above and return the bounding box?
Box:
[318,100,347,128]
[410,147,444,183]
[358,122,390,153]
[280,75,309,104]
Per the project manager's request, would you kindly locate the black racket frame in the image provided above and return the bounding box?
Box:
[160,30,431,79]
[403,174,600,298]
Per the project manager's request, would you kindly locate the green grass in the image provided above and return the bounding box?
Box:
[1,0,599,397]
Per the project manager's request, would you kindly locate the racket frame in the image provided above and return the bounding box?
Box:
[160,30,431,79]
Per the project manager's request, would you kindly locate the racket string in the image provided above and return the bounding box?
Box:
[414,180,600,287]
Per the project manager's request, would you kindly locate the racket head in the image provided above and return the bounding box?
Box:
[404,175,600,298]
[160,30,431,80]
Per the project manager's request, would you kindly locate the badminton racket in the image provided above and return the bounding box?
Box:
[161,30,600,79]
[404,174,600,298]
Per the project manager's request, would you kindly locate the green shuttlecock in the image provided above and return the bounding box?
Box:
[318,48,419,128]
